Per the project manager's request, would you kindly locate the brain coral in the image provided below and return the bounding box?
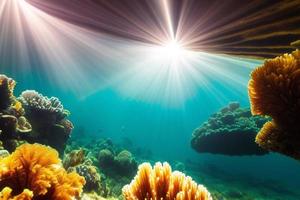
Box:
[122,162,212,200]
[191,102,269,155]
[0,143,85,200]
[248,49,300,160]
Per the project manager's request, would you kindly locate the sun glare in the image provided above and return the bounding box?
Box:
[159,40,186,59]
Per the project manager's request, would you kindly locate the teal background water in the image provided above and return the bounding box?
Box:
[3,55,300,195]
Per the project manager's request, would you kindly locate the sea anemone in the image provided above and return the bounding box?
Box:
[122,162,212,200]
[248,49,300,159]
[0,143,85,200]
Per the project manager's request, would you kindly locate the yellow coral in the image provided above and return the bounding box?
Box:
[0,187,33,200]
[248,49,300,160]
[122,162,212,200]
[12,101,22,113]
[0,143,85,200]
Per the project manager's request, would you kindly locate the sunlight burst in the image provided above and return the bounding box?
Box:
[0,0,259,107]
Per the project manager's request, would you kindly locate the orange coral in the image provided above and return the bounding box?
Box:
[0,187,33,200]
[248,49,300,159]
[122,162,212,200]
[0,143,85,200]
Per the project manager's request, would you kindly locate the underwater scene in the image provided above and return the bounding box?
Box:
[0,0,300,199]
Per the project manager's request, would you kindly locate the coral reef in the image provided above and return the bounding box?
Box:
[0,149,9,159]
[0,74,73,154]
[98,148,137,177]
[63,148,102,194]
[0,187,33,200]
[248,49,300,160]
[122,162,212,200]
[114,150,137,176]
[0,75,32,152]
[98,149,115,169]
[0,143,85,200]
[65,137,138,198]
[18,90,73,153]
[191,102,269,155]
[66,138,137,178]
[70,164,101,193]
[63,148,86,169]
[0,75,15,111]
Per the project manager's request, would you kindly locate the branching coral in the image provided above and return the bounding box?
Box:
[18,90,66,119]
[17,90,73,154]
[122,162,212,200]
[191,102,269,155]
[248,49,300,160]
[0,143,85,200]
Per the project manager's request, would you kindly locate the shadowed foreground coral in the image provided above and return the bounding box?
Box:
[122,162,212,200]
[0,143,85,200]
[249,49,300,160]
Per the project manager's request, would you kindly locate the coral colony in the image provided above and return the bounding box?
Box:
[0,0,300,199]
[191,102,269,156]
[2,49,300,199]
[249,50,300,160]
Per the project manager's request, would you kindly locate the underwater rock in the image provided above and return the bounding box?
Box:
[122,162,212,200]
[0,143,85,200]
[248,49,300,160]
[98,149,115,169]
[98,148,137,177]
[191,102,269,155]
[174,161,186,172]
[114,150,137,176]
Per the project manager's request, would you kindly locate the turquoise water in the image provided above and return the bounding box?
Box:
[5,55,300,198]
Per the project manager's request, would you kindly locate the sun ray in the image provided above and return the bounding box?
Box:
[1,0,294,107]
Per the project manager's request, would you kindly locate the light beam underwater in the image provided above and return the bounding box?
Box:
[0,0,261,107]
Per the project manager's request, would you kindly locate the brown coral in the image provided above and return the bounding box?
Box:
[0,75,15,111]
[0,143,85,200]
[248,49,300,159]
[122,162,212,200]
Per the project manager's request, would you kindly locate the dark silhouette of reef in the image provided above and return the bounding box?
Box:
[191,102,269,156]
[249,49,300,160]
[0,74,73,154]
